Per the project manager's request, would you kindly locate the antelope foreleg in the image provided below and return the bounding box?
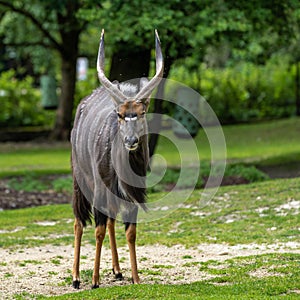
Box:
[126,223,140,284]
[92,224,106,288]
[72,218,83,289]
[107,218,123,279]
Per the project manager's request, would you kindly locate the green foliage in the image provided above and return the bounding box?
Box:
[225,165,269,182]
[0,70,55,127]
[7,174,48,192]
[171,58,295,123]
[148,163,268,193]
[79,0,198,58]
[0,9,56,74]
[52,176,73,194]
[7,173,73,194]
[73,69,99,110]
[2,0,300,137]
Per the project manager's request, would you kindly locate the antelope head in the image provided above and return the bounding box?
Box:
[97,29,164,151]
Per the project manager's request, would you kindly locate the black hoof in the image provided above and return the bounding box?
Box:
[112,268,123,280]
[72,280,80,289]
[92,284,99,289]
[115,273,123,280]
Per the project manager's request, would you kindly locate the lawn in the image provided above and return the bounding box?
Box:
[1,118,300,176]
[0,118,299,299]
[0,178,299,299]
[0,143,70,177]
[155,117,300,166]
[0,177,299,249]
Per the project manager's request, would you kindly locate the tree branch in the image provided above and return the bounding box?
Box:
[0,0,64,53]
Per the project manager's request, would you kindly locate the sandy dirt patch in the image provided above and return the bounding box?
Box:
[0,242,299,299]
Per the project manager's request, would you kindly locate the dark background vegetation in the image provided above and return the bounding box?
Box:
[0,0,300,143]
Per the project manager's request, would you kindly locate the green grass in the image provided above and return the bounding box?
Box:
[0,143,70,177]
[223,118,300,163]
[7,173,73,194]
[42,269,300,300]
[0,177,299,248]
[3,118,299,192]
[154,117,300,166]
[0,177,299,298]
[1,118,300,177]
[141,177,300,247]
[4,163,267,195]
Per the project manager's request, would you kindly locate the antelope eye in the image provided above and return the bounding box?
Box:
[117,113,124,119]
[137,111,145,119]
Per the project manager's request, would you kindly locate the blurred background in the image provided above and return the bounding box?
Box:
[0,0,299,140]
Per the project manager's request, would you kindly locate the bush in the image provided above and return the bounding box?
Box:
[73,69,99,111]
[52,176,73,194]
[202,62,294,123]
[225,164,269,182]
[7,173,73,194]
[8,173,48,192]
[170,58,296,124]
[0,70,55,128]
[147,163,268,193]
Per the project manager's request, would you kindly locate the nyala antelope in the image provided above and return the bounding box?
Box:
[71,29,163,289]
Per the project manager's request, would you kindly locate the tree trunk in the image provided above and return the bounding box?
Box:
[51,0,81,140]
[296,61,300,116]
[51,22,80,140]
[51,55,77,140]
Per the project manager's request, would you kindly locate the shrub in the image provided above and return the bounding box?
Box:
[170,58,295,124]
[0,70,54,128]
[147,163,268,193]
[73,69,99,112]
[7,173,73,194]
[52,176,73,194]
[8,174,48,192]
[201,62,294,123]
[225,164,269,182]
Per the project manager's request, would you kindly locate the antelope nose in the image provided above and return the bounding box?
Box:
[125,137,139,151]
[125,136,138,147]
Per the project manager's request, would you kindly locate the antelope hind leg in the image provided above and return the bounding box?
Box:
[72,218,83,289]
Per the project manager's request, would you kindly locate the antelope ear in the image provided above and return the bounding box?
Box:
[139,77,149,89]
[139,77,151,108]
[112,80,120,89]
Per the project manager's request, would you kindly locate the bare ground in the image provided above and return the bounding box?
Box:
[0,242,299,299]
[0,177,70,210]
[0,186,70,210]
